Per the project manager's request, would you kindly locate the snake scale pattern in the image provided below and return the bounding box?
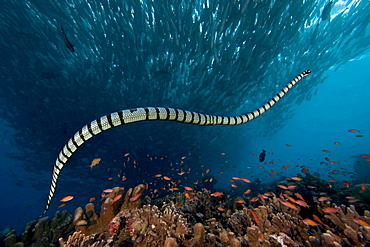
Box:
[38,70,311,218]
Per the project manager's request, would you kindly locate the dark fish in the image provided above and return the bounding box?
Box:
[153,70,171,80]
[322,1,333,21]
[61,25,75,52]
[259,149,266,162]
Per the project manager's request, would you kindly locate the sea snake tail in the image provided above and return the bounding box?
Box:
[38,70,311,219]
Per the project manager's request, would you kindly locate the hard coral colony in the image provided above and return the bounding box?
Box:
[3,177,370,246]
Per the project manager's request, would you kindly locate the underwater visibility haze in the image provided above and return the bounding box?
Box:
[1,0,370,246]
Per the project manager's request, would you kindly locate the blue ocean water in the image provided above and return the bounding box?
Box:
[0,0,369,234]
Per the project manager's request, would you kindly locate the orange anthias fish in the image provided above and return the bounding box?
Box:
[258,234,264,242]
[250,209,261,226]
[264,192,275,197]
[90,158,101,169]
[348,198,359,203]
[163,176,171,181]
[103,188,113,193]
[291,176,303,181]
[284,191,293,196]
[217,207,225,211]
[235,199,245,203]
[318,196,330,202]
[294,200,310,208]
[184,192,191,199]
[240,178,251,183]
[348,129,360,132]
[302,218,319,227]
[244,189,251,194]
[211,192,224,197]
[258,194,267,205]
[277,185,288,190]
[130,194,141,202]
[353,218,370,227]
[312,214,325,225]
[250,197,259,202]
[183,186,193,191]
[322,207,339,213]
[112,194,122,203]
[278,198,299,210]
[286,196,296,203]
[360,182,366,193]
[60,196,74,202]
[294,193,304,201]
[89,197,96,202]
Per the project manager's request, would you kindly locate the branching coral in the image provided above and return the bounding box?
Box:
[228,210,249,236]
[127,203,189,246]
[59,230,110,247]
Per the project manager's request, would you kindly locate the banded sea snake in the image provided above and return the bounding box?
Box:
[38,70,311,218]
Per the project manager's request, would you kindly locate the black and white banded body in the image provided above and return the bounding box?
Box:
[39,70,310,218]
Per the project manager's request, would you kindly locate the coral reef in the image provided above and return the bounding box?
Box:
[56,184,370,247]
[3,180,370,247]
[0,210,74,247]
[59,202,189,247]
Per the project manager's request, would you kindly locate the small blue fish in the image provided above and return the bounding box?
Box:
[322,1,334,21]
